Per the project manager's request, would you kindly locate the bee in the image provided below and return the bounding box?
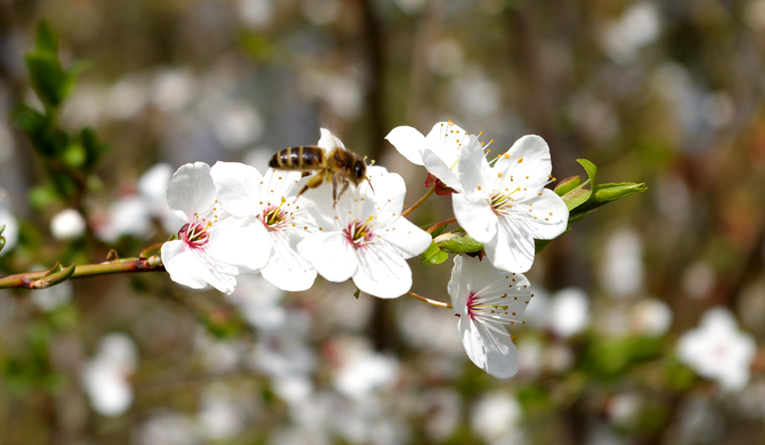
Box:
[269,131,371,203]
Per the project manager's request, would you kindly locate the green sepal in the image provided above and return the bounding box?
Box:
[353,288,361,299]
[558,159,598,211]
[420,241,449,265]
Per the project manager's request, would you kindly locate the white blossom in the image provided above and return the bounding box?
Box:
[454,134,568,273]
[161,162,270,294]
[50,208,86,241]
[448,255,531,378]
[212,164,318,291]
[471,392,523,443]
[298,165,431,299]
[0,191,19,256]
[630,298,672,337]
[677,307,756,391]
[550,288,590,338]
[385,120,469,193]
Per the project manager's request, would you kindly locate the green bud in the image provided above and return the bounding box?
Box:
[0,236,5,254]
[30,263,75,289]
[554,175,581,197]
[569,182,647,223]
[140,244,162,260]
[0,224,5,236]
[420,241,449,265]
[353,288,361,299]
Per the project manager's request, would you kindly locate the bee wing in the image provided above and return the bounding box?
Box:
[318,128,347,153]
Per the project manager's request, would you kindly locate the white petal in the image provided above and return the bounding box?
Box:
[210,162,264,218]
[206,217,272,272]
[421,149,462,192]
[492,135,552,190]
[509,188,569,240]
[457,134,491,202]
[261,231,318,292]
[448,256,471,312]
[483,219,535,273]
[166,162,216,221]
[385,126,425,166]
[474,320,520,378]
[383,217,432,259]
[368,169,407,228]
[458,317,487,370]
[317,128,346,151]
[353,245,412,299]
[452,193,497,243]
[161,240,210,290]
[297,231,357,282]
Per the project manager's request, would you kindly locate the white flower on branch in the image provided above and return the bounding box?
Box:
[161,162,270,294]
[385,120,470,193]
[448,255,532,378]
[298,165,431,299]
[677,307,756,392]
[81,333,138,417]
[50,208,86,241]
[212,164,318,291]
[454,134,568,273]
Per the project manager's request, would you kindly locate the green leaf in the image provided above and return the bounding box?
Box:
[435,232,484,254]
[420,241,448,265]
[0,237,5,254]
[0,224,5,236]
[577,158,597,189]
[353,288,361,299]
[35,21,58,54]
[554,175,580,197]
[25,52,68,108]
[78,127,109,171]
[62,142,86,168]
[561,188,590,211]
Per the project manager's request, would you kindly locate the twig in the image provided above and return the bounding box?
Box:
[407,291,452,309]
[401,187,435,218]
[0,257,164,289]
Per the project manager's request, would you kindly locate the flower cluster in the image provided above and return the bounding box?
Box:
[162,123,570,379]
[162,129,431,299]
[388,121,569,378]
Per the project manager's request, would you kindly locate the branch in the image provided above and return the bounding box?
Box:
[0,257,164,289]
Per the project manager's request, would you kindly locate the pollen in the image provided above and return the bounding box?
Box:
[518,157,524,163]
[477,185,482,190]
[498,173,502,178]
[504,153,509,159]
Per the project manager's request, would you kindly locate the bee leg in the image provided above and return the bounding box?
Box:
[296,174,325,198]
[332,175,339,208]
[337,180,350,201]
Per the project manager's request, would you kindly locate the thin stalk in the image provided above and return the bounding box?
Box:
[0,257,164,289]
[401,187,436,217]
[406,291,452,309]
[427,217,457,234]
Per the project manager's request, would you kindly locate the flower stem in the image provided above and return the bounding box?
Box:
[0,257,165,290]
[401,187,436,217]
[426,218,457,234]
[406,291,452,309]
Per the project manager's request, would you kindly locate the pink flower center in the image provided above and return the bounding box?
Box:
[466,292,478,319]
[344,219,374,248]
[263,204,287,231]
[179,223,210,249]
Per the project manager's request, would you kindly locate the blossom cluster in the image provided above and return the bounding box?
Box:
[162,123,570,378]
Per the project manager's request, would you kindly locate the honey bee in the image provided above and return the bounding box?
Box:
[269,131,371,203]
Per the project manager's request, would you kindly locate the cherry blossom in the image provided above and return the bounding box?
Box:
[448,255,532,378]
[454,134,568,273]
[385,120,470,193]
[161,162,270,294]
[298,165,431,299]
[212,162,318,291]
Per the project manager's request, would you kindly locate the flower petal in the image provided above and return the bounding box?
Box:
[509,188,569,240]
[385,126,425,166]
[421,149,462,192]
[166,162,216,221]
[161,240,210,290]
[483,219,535,273]
[492,135,552,190]
[206,217,272,272]
[457,135,491,202]
[452,193,497,243]
[383,217,432,259]
[474,320,520,378]
[318,128,346,151]
[261,231,318,292]
[210,161,264,218]
[352,245,412,298]
[297,231,357,282]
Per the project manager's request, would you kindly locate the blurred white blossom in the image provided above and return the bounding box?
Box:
[30,280,72,312]
[681,261,716,300]
[50,209,86,241]
[151,68,197,113]
[428,39,465,77]
[0,191,19,256]
[601,228,644,298]
[471,392,523,443]
[81,333,138,417]
[331,336,400,400]
[630,298,673,337]
[550,288,590,338]
[677,307,756,391]
[601,3,660,63]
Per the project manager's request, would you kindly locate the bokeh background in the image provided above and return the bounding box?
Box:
[1,0,765,444]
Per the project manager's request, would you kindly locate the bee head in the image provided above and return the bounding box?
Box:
[352,159,367,185]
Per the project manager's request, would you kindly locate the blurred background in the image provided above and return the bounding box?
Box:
[1,0,765,444]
